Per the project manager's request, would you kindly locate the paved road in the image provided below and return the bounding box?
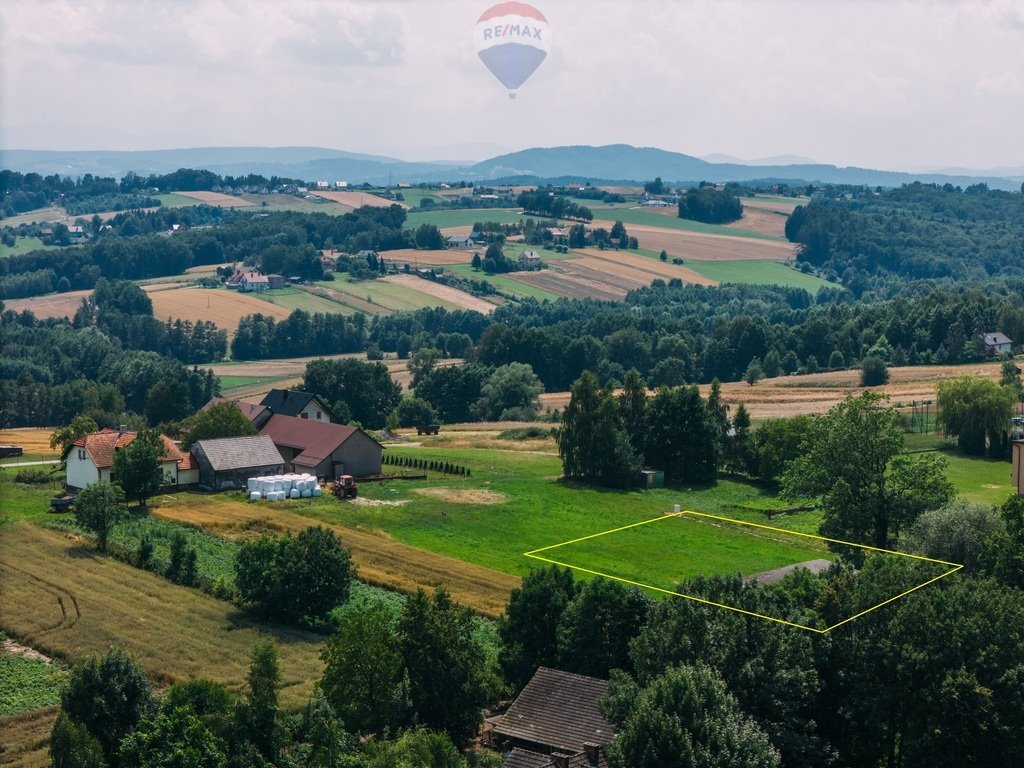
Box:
[0,459,60,468]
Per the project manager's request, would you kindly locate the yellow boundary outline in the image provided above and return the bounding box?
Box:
[523,510,963,633]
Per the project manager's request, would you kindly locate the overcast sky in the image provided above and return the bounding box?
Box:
[2,0,1023,170]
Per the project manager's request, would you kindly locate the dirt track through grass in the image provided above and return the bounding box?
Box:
[151,495,520,618]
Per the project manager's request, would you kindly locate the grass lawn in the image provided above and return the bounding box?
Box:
[405,209,546,230]
[0,236,59,258]
[288,448,828,585]
[252,286,356,315]
[446,264,562,301]
[682,259,834,292]
[219,374,289,393]
[587,204,782,240]
[321,277,458,311]
[155,193,204,207]
[940,450,1014,506]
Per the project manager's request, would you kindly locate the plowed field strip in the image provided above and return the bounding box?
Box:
[574,249,716,286]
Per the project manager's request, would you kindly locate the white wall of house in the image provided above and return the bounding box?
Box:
[298,400,329,421]
[66,449,101,490]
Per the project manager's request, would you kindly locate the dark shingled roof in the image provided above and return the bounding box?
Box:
[493,668,614,755]
[503,749,601,768]
[259,389,333,420]
[193,435,283,471]
[503,749,555,768]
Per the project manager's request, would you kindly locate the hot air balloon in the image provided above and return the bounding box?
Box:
[474,2,550,99]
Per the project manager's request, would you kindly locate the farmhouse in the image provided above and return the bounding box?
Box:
[191,435,285,490]
[982,332,1013,356]
[239,271,270,292]
[489,667,613,767]
[259,389,336,422]
[519,250,542,270]
[258,414,383,479]
[447,235,475,249]
[64,428,197,492]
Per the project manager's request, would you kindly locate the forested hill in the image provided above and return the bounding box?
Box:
[787,183,1024,295]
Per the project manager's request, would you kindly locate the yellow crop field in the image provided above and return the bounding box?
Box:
[147,287,292,334]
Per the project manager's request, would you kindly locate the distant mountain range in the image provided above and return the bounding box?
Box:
[2,144,1022,191]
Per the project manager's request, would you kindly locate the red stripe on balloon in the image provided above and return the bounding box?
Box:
[477,2,547,23]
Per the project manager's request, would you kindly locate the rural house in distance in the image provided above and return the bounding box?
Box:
[259,389,336,422]
[982,332,1013,356]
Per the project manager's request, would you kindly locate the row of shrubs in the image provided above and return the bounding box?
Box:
[383,454,470,476]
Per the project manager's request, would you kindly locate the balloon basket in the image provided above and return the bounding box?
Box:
[508,92,517,100]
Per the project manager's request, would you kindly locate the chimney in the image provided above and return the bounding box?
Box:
[118,424,128,434]
[552,754,571,768]
[583,743,601,766]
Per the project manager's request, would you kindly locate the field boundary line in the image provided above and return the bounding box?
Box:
[524,510,962,633]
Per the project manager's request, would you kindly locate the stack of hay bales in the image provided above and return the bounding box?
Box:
[246,473,322,501]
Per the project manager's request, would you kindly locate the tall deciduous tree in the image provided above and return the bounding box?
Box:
[937,375,1016,456]
[180,401,256,450]
[498,565,578,689]
[473,362,544,421]
[556,578,650,678]
[303,358,401,429]
[558,371,639,487]
[113,429,164,507]
[51,414,99,461]
[74,480,125,552]
[243,640,281,764]
[321,599,405,735]
[398,587,488,746]
[56,647,155,766]
[644,386,718,484]
[605,664,780,768]
[234,527,352,626]
[782,392,952,548]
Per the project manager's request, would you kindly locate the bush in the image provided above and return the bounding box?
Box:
[497,426,553,440]
[15,468,51,484]
[860,355,890,386]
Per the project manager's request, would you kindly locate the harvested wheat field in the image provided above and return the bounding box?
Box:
[0,707,55,767]
[147,286,292,334]
[0,429,56,455]
[539,362,1007,422]
[152,495,519,618]
[590,221,797,262]
[175,191,255,207]
[412,488,507,505]
[382,274,499,314]
[2,290,89,321]
[381,248,472,266]
[310,190,396,208]
[725,205,790,238]
[574,248,716,286]
[0,523,324,705]
[509,268,628,301]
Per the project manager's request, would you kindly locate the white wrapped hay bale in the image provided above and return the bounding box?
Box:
[301,489,311,498]
[249,491,262,501]
[247,478,257,492]
[289,488,300,499]
[312,486,322,497]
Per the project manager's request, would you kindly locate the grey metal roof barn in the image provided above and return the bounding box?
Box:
[191,435,285,490]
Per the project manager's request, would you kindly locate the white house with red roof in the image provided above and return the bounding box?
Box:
[64,428,198,492]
